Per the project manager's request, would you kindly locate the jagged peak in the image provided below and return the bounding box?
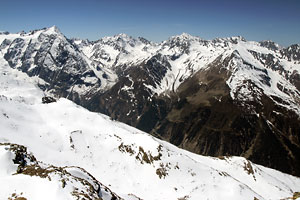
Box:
[99,33,135,43]
[213,36,246,44]
[260,39,275,43]
[16,30,26,35]
[283,44,300,60]
[169,32,201,41]
[107,33,135,42]
[49,25,58,30]
[162,33,205,48]
[43,25,63,35]
[96,33,145,50]
[286,43,300,50]
[177,32,194,38]
[22,25,64,38]
[137,36,151,45]
[231,36,246,41]
[259,40,282,51]
[71,38,91,46]
[0,30,9,35]
[115,33,130,38]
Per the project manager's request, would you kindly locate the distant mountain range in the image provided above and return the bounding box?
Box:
[0,26,299,179]
[1,36,300,199]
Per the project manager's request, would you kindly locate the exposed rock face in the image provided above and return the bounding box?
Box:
[1,26,299,176]
[87,53,171,129]
[154,67,300,176]
[1,27,101,105]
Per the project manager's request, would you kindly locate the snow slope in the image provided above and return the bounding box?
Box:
[226,41,300,115]
[0,144,120,200]
[0,45,300,200]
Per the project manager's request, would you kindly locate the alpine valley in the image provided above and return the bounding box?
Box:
[0,26,300,200]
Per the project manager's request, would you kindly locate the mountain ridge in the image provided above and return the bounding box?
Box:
[0,26,299,177]
[0,54,300,199]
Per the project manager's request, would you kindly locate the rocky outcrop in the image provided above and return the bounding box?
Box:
[0,143,122,200]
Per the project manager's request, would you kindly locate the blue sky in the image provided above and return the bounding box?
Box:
[1,0,300,46]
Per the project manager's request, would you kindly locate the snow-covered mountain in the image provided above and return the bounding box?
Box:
[1,47,300,200]
[0,26,300,178]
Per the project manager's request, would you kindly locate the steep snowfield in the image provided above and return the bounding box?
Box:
[226,41,300,115]
[0,48,300,200]
[154,33,228,94]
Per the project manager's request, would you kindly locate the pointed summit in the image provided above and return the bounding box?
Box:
[101,33,133,42]
[170,32,200,41]
[179,32,193,38]
[52,25,59,31]
[114,33,135,43]
[259,40,281,51]
[43,25,63,36]
[116,33,130,38]
[164,33,203,49]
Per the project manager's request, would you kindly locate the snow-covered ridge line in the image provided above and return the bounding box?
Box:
[0,45,300,200]
[0,26,299,115]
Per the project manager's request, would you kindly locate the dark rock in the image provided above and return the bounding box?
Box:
[42,96,57,104]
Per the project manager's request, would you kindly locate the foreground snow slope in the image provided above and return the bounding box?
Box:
[0,144,120,200]
[0,52,300,200]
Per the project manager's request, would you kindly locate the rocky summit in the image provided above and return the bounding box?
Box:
[1,26,299,177]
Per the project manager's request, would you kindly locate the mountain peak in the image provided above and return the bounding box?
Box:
[100,33,134,43]
[116,33,129,38]
[138,36,152,45]
[226,36,246,44]
[44,25,61,34]
[259,40,281,51]
[0,30,9,35]
[171,32,200,41]
[179,32,193,38]
[287,43,300,50]
[164,33,202,48]
[212,36,246,45]
[112,33,134,41]
[231,35,246,41]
